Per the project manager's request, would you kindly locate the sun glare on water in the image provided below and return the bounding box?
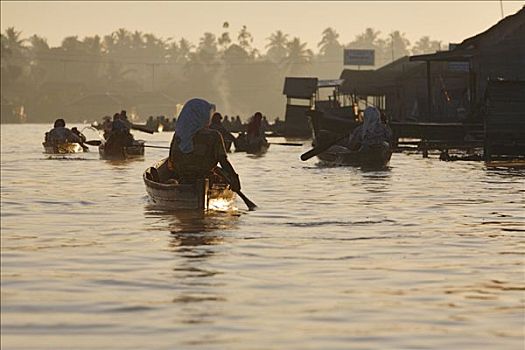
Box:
[208,198,235,211]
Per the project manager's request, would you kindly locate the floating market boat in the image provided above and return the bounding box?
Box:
[143,158,235,210]
[234,134,270,154]
[317,143,392,169]
[99,140,145,160]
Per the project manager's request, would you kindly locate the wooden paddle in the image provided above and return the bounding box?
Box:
[83,140,102,146]
[235,190,257,211]
[269,142,303,146]
[300,134,350,161]
[130,123,155,134]
[214,167,257,211]
[143,145,170,149]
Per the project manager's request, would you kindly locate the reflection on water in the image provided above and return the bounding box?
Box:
[2,125,525,350]
[144,206,240,234]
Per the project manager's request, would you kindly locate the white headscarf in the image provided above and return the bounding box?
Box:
[361,107,384,145]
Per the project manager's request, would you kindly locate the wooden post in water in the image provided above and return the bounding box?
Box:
[426,61,432,121]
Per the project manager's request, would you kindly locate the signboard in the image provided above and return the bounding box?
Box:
[448,61,470,72]
[317,79,344,88]
[344,49,375,66]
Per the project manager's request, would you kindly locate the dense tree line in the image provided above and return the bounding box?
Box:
[1,25,442,122]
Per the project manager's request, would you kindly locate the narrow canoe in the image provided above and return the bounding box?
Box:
[143,158,235,210]
[99,140,145,160]
[42,142,85,154]
[485,160,525,169]
[318,143,392,170]
[234,136,270,154]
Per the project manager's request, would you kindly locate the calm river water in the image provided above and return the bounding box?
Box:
[1,124,524,349]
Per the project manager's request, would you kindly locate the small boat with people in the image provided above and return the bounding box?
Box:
[233,133,270,154]
[317,143,392,169]
[42,118,90,154]
[302,106,393,170]
[98,110,151,160]
[144,158,236,210]
[233,112,269,154]
[145,98,256,211]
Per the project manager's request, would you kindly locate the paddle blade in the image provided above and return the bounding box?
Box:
[300,134,351,161]
[300,143,333,161]
[237,190,257,211]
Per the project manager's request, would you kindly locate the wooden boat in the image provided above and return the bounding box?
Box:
[143,158,235,210]
[485,159,525,169]
[42,142,85,154]
[317,143,392,169]
[234,134,270,154]
[99,140,145,160]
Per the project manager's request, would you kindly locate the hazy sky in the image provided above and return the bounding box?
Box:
[1,1,523,50]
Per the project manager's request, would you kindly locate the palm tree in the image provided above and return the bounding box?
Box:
[318,27,341,57]
[412,36,442,55]
[237,25,255,55]
[82,35,103,56]
[284,37,313,75]
[218,31,231,52]
[2,27,26,58]
[102,34,115,54]
[196,32,218,64]
[348,28,381,49]
[387,31,411,61]
[140,33,166,61]
[112,28,132,54]
[130,30,144,50]
[265,30,288,63]
[178,38,194,63]
[26,35,50,85]
[29,35,49,54]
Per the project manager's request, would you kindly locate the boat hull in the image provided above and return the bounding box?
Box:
[234,136,270,154]
[42,142,84,154]
[318,143,392,169]
[99,140,145,160]
[143,158,235,210]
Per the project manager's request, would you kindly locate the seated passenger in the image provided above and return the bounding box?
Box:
[45,118,82,144]
[209,112,235,143]
[346,107,392,151]
[105,112,135,154]
[246,112,266,145]
[168,98,241,191]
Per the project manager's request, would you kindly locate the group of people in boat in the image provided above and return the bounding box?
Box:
[45,98,392,199]
[44,118,87,149]
[161,99,270,192]
[152,99,391,197]
[145,115,177,132]
[99,110,138,155]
